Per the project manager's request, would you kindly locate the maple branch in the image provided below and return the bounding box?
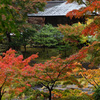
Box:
[82,74,97,89]
[0,75,7,90]
[81,0,87,6]
[35,76,50,83]
[1,88,6,97]
[40,82,50,90]
[2,87,6,94]
[51,81,56,90]
[44,71,54,82]
[40,82,47,87]
[56,62,70,82]
[40,79,56,91]
[55,57,77,83]
[0,75,7,98]
[91,71,99,87]
[92,78,99,87]
[80,0,99,16]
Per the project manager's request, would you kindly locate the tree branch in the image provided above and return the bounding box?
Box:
[81,0,87,6]
[0,75,7,90]
[35,76,50,83]
[82,74,97,89]
[44,71,54,82]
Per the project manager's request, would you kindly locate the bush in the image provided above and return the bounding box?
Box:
[32,24,63,47]
[52,89,92,100]
[93,86,100,100]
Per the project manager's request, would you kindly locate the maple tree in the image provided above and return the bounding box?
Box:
[0,49,38,100]
[78,41,100,89]
[58,19,97,58]
[22,55,83,100]
[21,0,100,99]
[1,0,100,99]
[58,22,86,50]
[66,0,100,37]
[0,49,82,100]
[66,0,100,92]
[67,0,100,17]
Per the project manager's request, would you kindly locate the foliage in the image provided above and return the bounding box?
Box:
[0,0,46,49]
[56,42,72,57]
[0,0,46,35]
[26,90,49,100]
[66,0,100,38]
[52,89,92,100]
[58,19,97,49]
[32,24,63,47]
[66,0,100,98]
[58,22,85,45]
[64,41,100,91]
[66,0,100,18]
[0,49,38,100]
[1,0,100,99]
[93,85,100,100]
[9,24,36,51]
[22,55,82,100]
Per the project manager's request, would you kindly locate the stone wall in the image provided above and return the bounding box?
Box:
[28,17,45,26]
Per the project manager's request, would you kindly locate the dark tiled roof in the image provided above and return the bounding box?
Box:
[28,1,85,17]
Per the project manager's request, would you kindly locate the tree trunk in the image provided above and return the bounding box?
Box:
[0,92,2,100]
[6,32,11,49]
[6,32,11,43]
[0,96,2,100]
[46,47,49,58]
[49,89,52,100]
[24,45,26,53]
[64,50,66,57]
[43,46,46,52]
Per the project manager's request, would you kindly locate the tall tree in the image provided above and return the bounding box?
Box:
[0,0,46,48]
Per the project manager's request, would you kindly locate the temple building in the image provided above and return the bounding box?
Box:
[28,1,86,26]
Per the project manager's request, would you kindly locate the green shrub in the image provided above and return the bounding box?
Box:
[32,24,63,47]
[93,86,100,100]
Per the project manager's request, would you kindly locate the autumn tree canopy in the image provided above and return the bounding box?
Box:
[22,55,82,100]
[0,49,38,100]
[67,0,100,17]
[66,0,100,89]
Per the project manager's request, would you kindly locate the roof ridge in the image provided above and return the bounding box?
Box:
[46,1,65,3]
